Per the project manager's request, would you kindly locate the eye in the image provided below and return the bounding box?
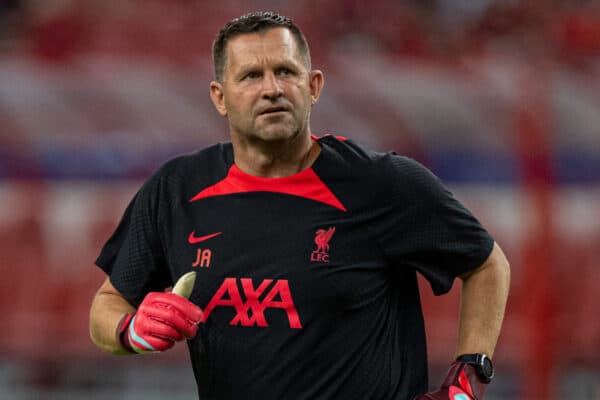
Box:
[276,67,293,76]
[242,71,261,80]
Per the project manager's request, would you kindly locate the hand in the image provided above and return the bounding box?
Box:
[117,292,203,354]
[415,362,487,400]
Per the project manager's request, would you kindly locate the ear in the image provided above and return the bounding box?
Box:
[308,70,324,106]
[209,81,227,117]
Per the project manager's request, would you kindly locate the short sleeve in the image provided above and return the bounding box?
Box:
[95,174,172,306]
[376,155,494,295]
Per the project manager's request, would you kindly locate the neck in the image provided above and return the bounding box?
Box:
[232,133,319,178]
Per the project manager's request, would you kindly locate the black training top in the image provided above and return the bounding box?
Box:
[96,135,494,400]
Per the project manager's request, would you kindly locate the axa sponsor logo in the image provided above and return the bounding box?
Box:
[188,230,221,268]
[203,278,302,329]
[311,226,335,263]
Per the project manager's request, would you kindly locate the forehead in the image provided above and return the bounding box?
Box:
[225,28,302,70]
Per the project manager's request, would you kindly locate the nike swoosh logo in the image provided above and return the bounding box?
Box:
[188,231,222,244]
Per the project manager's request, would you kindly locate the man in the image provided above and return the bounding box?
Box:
[90,11,510,400]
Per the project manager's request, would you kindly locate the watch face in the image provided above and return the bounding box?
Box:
[481,355,494,380]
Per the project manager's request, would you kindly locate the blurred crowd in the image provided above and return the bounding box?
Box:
[0,1,599,181]
[1,0,600,67]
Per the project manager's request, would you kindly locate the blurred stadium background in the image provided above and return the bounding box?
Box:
[0,0,599,399]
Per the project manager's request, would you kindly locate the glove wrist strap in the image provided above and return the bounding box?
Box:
[116,312,136,353]
[442,361,487,400]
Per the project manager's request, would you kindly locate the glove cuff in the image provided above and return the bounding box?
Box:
[115,312,136,353]
[441,361,487,400]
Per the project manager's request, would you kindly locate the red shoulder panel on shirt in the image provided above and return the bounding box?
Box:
[189,165,347,211]
[313,134,348,141]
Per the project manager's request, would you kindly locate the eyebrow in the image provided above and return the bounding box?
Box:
[236,59,300,73]
[236,63,259,73]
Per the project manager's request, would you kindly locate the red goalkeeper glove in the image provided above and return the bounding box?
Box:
[116,292,203,354]
[415,361,488,400]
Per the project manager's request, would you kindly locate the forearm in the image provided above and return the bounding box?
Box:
[455,242,510,358]
[89,277,136,355]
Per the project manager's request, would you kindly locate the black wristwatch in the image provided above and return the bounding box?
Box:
[456,353,494,384]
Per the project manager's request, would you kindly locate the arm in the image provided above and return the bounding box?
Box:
[89,277,136,355]
[416,242,510,400]
[455,241,510,358]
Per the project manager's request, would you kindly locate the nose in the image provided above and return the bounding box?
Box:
[261,72,283,100]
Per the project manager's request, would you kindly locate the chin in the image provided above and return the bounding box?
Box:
[255,125,301,142]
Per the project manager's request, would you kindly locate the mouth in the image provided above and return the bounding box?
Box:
[258,106,289,115]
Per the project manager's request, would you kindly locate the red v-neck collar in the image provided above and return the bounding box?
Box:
[189,163,346,211]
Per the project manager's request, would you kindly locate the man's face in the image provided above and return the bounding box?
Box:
[210,28,322,144]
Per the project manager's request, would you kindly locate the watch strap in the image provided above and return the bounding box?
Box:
[456,353,483,363]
